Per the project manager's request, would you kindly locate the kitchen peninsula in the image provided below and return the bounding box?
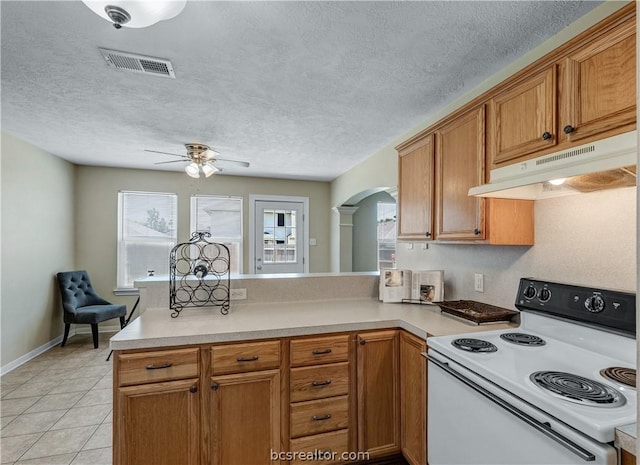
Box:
[110,273,516,465]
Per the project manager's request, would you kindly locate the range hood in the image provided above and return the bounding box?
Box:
[469,131,637,199]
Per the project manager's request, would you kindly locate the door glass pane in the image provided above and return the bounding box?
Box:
[263,209,297,264]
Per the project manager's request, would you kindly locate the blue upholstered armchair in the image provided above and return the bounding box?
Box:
[56,270,126,349]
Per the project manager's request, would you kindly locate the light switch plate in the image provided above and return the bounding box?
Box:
[474,274,484,293]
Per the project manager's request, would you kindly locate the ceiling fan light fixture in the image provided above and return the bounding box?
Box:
[81,0,187,29]
[203,148,219,160]
[202,162,219,178]
[185,162,200,178]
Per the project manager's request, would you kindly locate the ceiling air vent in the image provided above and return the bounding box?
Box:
[99,48,176,78]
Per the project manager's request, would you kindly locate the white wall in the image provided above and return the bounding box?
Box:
[75,166,332,307]
[397,188,636,309]
[1,133,76,367]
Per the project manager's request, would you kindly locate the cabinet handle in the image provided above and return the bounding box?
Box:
[145,362,173,370]
[563,125,575,134]
[312,414,332,421]
[236,355,259,362]
[474,228,482,236]
[425,232,432,238]
[190,385,198,393]
[359,338,366,345]
[311,380,332,387]
[312,348,332,355]
[541,132,552,141]
[211,382,219,390]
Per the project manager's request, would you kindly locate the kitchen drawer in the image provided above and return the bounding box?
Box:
[290,362,349,402]
[291,334,350,367]
[117,347,199,386]
[290,395,349,438]
[289,429,349,465]
[211,340,281,375]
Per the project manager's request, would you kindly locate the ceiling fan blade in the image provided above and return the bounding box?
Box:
[144,149,186,158]
[154,160,188,165]
[214,157,250,168]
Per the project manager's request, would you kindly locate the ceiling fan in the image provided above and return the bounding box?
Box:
[145,143,250,178]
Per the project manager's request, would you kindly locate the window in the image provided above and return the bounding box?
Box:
[190,195,243,274]
[117,191,177,289]
[377,202,397,270]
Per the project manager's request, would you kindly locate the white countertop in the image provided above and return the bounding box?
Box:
[109,298,518,350]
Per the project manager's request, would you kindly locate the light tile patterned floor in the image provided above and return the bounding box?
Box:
[1,333,115,465]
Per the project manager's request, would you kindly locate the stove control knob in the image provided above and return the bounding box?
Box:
[523,285,537,299]
[538,288,552,303]
[584,295,605,313]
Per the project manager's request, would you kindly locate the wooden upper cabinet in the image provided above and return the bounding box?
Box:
[490,66,557,165]
[435,106,486,241]
[563,16,636,142]
[397,134,434,240]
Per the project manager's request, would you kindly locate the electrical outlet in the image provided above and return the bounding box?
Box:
[474,273,484,293]
[230,288,247,300]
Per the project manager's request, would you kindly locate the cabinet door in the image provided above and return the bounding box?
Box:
[435,106,485,241]
[116,379,200,465]
[356,330,400,457]
[397,134,434,240]
[491,66,556,165]
[400,332,427,465]
[563,18,635,142]
[209,370,281,465]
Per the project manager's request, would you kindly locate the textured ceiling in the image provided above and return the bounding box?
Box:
[1,1,601,181]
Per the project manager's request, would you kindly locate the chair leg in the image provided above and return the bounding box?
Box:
[119,316,126,329]
[61,324,70,347]
[91,324,99,349]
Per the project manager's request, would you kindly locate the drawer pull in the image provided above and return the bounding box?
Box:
[311,380,332,387]
[312,414,332,421]
[145,362,173,370]
[237,355,259,362]
[312,348,332,355]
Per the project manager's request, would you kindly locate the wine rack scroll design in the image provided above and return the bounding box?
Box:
[169,231,230,318]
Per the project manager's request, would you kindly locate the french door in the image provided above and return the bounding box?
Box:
[252,199,306,274]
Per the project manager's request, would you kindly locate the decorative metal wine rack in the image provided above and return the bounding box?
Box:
[169,231,230,318]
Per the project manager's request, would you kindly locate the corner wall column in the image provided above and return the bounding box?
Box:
[332,206,359,272]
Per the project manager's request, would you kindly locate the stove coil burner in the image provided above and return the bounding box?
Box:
[600,367,636,389]
[530,371,626,408]
[451,338,498,353]
[500,332,546,346]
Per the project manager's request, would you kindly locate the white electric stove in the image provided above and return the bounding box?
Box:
[425,278,636,465]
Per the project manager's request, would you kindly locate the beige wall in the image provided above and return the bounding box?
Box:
[398,187,636,309]
[1,133,76,367]
[329,1,628,216]
[352,191,395,272]
[75,166,332,306]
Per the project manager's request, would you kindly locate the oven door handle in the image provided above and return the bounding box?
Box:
[424,353,596,462]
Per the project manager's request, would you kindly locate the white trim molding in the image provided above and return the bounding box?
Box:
[249,194,310,274]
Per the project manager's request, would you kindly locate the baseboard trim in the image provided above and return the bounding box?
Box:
[74,325,121,335]
[1,331,72,376]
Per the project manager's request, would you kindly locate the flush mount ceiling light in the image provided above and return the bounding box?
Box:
[81,0,187,29]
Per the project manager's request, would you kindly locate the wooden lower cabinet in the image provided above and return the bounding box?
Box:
[621,449,637,465]
[356,330,401,458]
[114,329,427,465]
[209,369,281,465]
[400,332,427,465]
[115,378,201,465]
